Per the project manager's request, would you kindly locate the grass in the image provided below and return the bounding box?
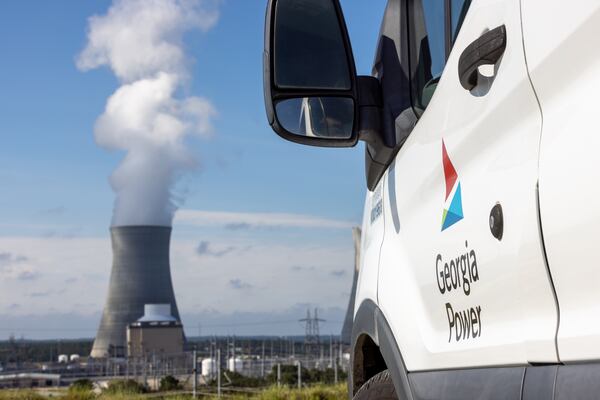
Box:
[0,384,348,400]
[200,384,347,399]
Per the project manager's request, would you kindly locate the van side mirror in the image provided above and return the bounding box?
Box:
[263,0,359,147]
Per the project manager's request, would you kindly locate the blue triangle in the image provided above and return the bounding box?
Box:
[442,210,462,230]
[448,182,463,218]
[441,182,464,231]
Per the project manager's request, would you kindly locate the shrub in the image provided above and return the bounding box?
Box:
[207,371,266,388]
[159,375,180,391]
[69,379,94,392]
[0,391,45,400]
[266,365,347,386]
[104,379,145,394]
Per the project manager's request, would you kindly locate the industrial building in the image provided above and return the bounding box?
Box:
[127,304,184,358]
[91,226,184,358]
[0,373,61,389]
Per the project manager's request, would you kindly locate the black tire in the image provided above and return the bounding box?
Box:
[353,370,398,400]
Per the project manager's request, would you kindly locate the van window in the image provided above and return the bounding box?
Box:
[451,0,471,43]
[409,0,471,114]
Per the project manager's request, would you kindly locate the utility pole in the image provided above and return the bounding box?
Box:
[143,355,147,388]
[334,340,338,385]
[227,337,230,361]
[334,357,338,384]
[329,335,333,368]
[261,340,265,378]
[152,351,156,390]
[105,352,109,377]
[209,343,213,371]
[339,340,343,371]
[217,348,221,398]
[192,349,197,398]
[297,360,302,389]
[277,363,281,387]
[320,344,324,365]
[232,336,236,373]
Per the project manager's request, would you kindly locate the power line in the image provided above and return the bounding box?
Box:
[0,319,344,332]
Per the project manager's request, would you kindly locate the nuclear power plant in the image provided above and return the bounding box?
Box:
[91,226,184,358]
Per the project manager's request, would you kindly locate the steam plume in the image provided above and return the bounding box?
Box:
[77,0,218,226]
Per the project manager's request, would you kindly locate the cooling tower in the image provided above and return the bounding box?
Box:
[341,227,361,344]
[91,226,183,358]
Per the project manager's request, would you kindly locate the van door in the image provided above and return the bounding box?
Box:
[355,180,386,311]
[377,0,559,370]
[522,1,600,363]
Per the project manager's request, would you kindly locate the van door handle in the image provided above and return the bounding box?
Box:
[458,25,506,91]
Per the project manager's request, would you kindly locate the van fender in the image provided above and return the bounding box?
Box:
[350,299,414,400]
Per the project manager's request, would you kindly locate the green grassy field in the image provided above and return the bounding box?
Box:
[0,384,347,400]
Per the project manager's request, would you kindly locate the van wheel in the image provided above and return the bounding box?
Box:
[353,370,398,400]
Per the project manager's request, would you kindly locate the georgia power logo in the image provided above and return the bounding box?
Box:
[441,140,464,231]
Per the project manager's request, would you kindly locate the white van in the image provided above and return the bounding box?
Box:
[263,0,600,399]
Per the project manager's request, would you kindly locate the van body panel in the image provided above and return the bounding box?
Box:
[376,0,558,370]
[523,0,600,362]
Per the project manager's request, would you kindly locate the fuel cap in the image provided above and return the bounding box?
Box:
[489,203,503,240]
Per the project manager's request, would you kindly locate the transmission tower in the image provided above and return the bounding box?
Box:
[300,308,325,356]
[313,308,324,339]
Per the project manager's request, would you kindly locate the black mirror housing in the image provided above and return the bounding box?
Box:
[263,0,396,192]
[263,0,360,148]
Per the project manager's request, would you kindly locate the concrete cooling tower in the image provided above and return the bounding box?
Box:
[91,226,183,358]
[341,227,361,344]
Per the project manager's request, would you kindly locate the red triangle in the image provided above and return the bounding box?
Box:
[442,140,457,200]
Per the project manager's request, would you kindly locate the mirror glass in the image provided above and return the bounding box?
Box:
[275,97,354,139]
[274,0,351,90]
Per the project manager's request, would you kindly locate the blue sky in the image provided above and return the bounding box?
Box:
[0,0,386,339]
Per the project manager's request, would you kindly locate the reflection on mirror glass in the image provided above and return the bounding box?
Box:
[274,0,351,90]
[275,97,354,139]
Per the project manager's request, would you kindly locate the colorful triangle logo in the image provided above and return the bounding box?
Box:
[442,141,457,201]
[441,140,464,231]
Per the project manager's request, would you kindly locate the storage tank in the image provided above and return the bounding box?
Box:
[227,357,243,373]
[91,226,183,358]
[58,354,68,363]
[69,354,80,362]
[201,358,216,379]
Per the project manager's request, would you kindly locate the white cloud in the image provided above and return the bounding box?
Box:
[0,237,111,316]
[77,0,219,83]
[175,209,356,230]
[95,73,215,149]
[77,0,220,227]
[96,73,217,226]
[0,252,40,281]
[0,232,356,337]
[0,306,347,339]
[171,238,354,314]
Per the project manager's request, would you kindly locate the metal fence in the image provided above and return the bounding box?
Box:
[0,349,351,390]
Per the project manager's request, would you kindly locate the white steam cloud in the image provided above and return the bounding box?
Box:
[77,0,219,226]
